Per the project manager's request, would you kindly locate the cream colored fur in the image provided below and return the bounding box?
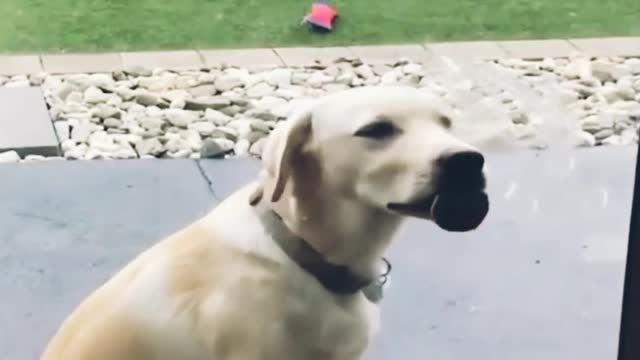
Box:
[41,85,484,360]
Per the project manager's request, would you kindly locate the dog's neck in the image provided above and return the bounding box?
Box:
[297,199,402,277]
[261,179,403,279]
[250,179,397,298]
[253,198,380,295]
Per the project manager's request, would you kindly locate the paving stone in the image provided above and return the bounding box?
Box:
[0,87,60,157]
[570,37,640,57]
[0,159,214,360]
[427,41,508,62]
[498,39,579,59]
[365,146,635,360]
[121,50,204,70]
[41,53,122,74]
[199,48,284,68]
[348,44,432,65]
[274,46,355,67]
[0,55,43,76]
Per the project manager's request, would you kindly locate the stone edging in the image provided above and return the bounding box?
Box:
[1,37,639,76]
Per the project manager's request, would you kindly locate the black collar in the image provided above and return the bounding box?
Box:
[253,199,391,299]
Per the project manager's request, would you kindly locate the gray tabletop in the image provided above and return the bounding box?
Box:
[0,145,635,360]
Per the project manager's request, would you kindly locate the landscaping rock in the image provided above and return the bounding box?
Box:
[0,150,20,163]
[203,108,232,126]
[135,138,164,156]
[135,93,163,107]
[54,121,70,142]
[71,121,93,142]
[267,68,293,87]
[246,82,275,98]
[200,138,231,159]
[185,96,231,111]
[165,109,198,128]
[189,121,216,136]
[84,86,108,104]
[215,71,246,91]
[124,65,152,77]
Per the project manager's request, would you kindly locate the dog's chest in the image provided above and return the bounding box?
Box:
[126,253,378,360]
[195,267,379,359]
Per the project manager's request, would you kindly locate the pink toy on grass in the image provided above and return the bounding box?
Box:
[301,0,338,32]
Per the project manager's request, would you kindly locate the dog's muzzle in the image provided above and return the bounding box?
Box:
[387,150,489,232]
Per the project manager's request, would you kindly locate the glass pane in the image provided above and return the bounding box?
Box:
[1,39,638,360]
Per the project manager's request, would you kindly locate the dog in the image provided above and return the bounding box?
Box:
[41,85,489,360]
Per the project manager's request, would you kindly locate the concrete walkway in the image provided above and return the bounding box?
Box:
[1,145,634,359]
[1,37,640,75]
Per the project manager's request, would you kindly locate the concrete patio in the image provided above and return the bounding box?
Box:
[1,37,639,75]
[0,144,634,359]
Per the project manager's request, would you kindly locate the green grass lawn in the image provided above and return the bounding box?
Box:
[1,0,639,53]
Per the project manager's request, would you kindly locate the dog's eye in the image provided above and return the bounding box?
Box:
[354,120,397,139]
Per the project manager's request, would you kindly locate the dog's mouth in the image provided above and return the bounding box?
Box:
[387,191,489,232]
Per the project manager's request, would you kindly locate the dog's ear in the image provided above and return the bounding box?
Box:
[262,109,313,202]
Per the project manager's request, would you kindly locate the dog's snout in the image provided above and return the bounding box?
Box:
[440,151,484,176]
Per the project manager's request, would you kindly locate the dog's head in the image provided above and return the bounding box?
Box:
[260,86,489,233]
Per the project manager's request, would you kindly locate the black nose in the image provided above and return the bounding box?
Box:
[440,150,485,176]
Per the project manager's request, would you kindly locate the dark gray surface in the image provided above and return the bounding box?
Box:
[0,146,635,360]
[0,87,60,157]
[0,159,215,360]
[367,146,634,360]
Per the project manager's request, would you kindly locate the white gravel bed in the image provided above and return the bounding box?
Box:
[0,54,639,163]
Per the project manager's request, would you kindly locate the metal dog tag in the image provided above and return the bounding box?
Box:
[363,258,391,303]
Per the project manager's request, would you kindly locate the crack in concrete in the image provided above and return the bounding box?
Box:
[194,160,221,201]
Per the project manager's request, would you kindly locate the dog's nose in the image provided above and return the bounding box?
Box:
[439,150,485,177]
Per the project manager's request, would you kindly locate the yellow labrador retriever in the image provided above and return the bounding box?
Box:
[41,85,489,360]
